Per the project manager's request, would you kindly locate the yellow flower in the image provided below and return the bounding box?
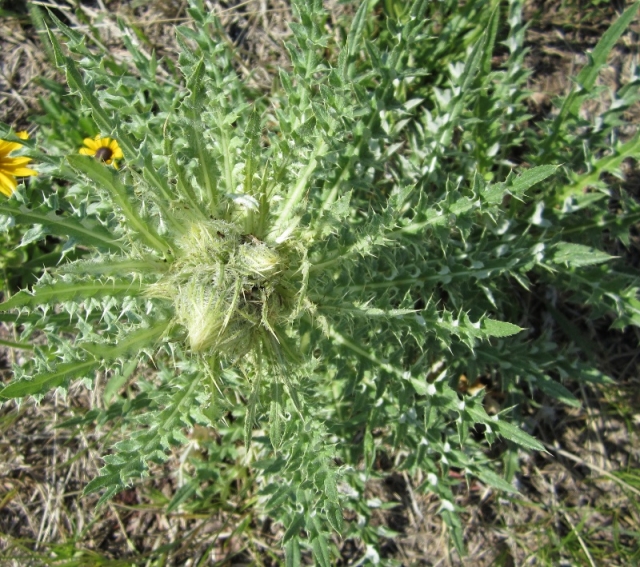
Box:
[79,135,124,168]
[0,131,37,198]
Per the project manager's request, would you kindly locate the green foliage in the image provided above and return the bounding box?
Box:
[1,0,639,562]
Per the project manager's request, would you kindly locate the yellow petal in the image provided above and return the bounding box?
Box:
[0,140,24,154]
[8,166,37,177]
[79,147,95,156]
[112,148,124,160]
[83,138,99,150]
[0,132,29,156]
[1,156,32,167]
[0,171,17,196]
[0,141,13,157]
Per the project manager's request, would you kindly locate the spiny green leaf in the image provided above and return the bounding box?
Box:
[346,0,369,59]
[141,152,180,212]
[283,515,305,544]
[466,406,544,451]
[325,501,343,534]
[83,472,123,496]
[244,375,261,448]
[0,359,99,399]
[439,20,487,147]
[574,2,640,105]
[271,139,328,239]
[533,375,581,409]
[441,509,465,556]
[551,242,615,268]
[546,303,599,360]
[311,534,331,567]
[46,23,137,159]
[482,318,523,338]
[541,2,639,157]
[45,9,88,55]
[185,61,219,210]
[88,374,204,503]
[481,6,500,75]
[243,108,261,198]
[474,468,517,494]
[285,537,301,567]
[324,473,339,503]
[508,165,558,198]
[578,368,615,386]
[95,485,121,509]
[409,377,430,395]
[266,485,293,510]
[269,381,284,450]
[364,427,375,472]
[0,338,33,351]
[145,373,204,450]
[0,280,142,311]
[103,358,138,405]
[44,17,75,68]
[167,481,198,513]
[58,258,169,276]
[83,320,170,361]
[493,419,545,451]
[555,131,640,203]
[67,155,172,256]
[0,203,123,252]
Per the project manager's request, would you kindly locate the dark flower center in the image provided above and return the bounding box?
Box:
[95,146,114,162]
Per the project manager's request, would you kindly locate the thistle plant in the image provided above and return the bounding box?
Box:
[1,0,639,562]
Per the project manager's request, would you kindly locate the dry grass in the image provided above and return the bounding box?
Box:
[524,0,640,134]
[1,0,639,565]
[0,11,59,127]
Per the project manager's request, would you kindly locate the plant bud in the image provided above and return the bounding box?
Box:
[237,242,282,281]
[147,220,291,356]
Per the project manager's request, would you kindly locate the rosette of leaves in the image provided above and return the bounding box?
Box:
[1,0,639,561]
